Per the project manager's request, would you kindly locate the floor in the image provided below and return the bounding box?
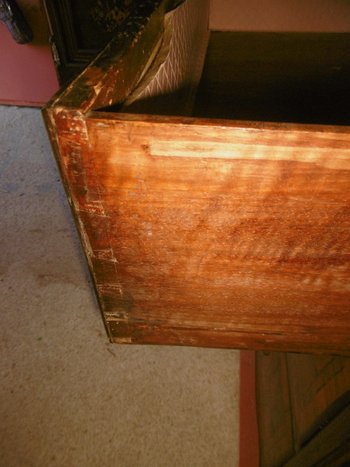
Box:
[0,106,240,467]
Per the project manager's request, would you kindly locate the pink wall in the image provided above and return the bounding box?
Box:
[210,0,350,32]
[0,0,59,107]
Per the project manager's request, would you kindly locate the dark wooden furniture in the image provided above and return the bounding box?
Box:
[43,0,137,84]
[256,352,350,466]
[44,1,350,464]
[239,352,350,467]
[43,0,350,354]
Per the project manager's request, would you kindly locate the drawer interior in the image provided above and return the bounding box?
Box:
[101,0,350,126]
[194,31,350,125]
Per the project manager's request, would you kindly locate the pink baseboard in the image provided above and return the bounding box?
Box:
[0,0,59,107]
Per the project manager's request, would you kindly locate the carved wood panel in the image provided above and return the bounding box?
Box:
[43,0,135,84]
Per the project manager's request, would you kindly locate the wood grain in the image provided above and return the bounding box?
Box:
[256,352,295,467]
[287,354,350,447]
[43,11,350,353]
[285,404,350,467]
[256,352,350,466]
[44,107,350,353]
[46,1,165,112]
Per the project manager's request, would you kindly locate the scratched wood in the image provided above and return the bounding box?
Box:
[43,2,350,353]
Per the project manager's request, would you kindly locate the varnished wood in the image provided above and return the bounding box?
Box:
[43,3,350,353]
[47,0,165,112]
[44,109,350,353]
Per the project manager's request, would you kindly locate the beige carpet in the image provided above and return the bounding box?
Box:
[0,106,239,467]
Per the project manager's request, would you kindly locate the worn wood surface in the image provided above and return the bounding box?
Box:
[44,109,350,353]
[43,0,136,84]
[47,0,165,112]
[43,8,350,353]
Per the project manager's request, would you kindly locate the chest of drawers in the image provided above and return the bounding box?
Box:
[44,0,350,354]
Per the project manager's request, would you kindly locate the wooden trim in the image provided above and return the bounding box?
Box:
[43,1,163,85]
[239,351,259,467]
[44,1,165,108]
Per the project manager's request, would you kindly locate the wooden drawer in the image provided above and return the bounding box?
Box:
[43,0,350,353]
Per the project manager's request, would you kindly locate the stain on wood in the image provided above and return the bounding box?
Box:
[43,0,350,353]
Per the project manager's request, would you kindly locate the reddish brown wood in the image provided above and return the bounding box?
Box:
[46,111,350,353]
[43,2,350,354]
[239,351,259,467]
